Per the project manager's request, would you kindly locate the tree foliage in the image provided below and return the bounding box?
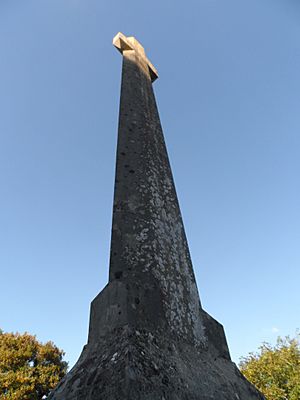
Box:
[240,334,300,400]
[0,329,67,400]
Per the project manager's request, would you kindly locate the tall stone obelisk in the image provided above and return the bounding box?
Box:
[48,33,265,400]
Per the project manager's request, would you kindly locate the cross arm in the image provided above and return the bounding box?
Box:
[113,32,158,82]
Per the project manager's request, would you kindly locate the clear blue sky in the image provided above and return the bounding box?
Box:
[1,0,299,368]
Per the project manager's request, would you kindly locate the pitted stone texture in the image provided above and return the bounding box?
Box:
[108,47,205,345]
[48,326,264,400]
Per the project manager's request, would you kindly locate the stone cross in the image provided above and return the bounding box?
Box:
[48,33,266,400]
[113,32,158,82]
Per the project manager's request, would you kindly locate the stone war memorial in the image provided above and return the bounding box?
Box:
[48,33,265,399]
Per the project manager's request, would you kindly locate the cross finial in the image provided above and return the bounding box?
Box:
[113,32,158,82]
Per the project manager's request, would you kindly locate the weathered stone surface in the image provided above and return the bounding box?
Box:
[49,326,263,400]
[48,33,265,399]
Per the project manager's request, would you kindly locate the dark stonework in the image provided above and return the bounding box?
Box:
[48,33,265,400]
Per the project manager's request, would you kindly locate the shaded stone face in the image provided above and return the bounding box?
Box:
[48,33,266,400]
[101,46,205,346]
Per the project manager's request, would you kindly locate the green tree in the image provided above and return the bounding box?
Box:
[240,333,300,400]
[0,329,67,400]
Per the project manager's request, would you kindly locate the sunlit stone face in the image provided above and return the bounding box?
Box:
[113,32,158,82]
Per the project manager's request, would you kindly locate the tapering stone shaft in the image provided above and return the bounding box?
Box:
[104,39,205,344]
